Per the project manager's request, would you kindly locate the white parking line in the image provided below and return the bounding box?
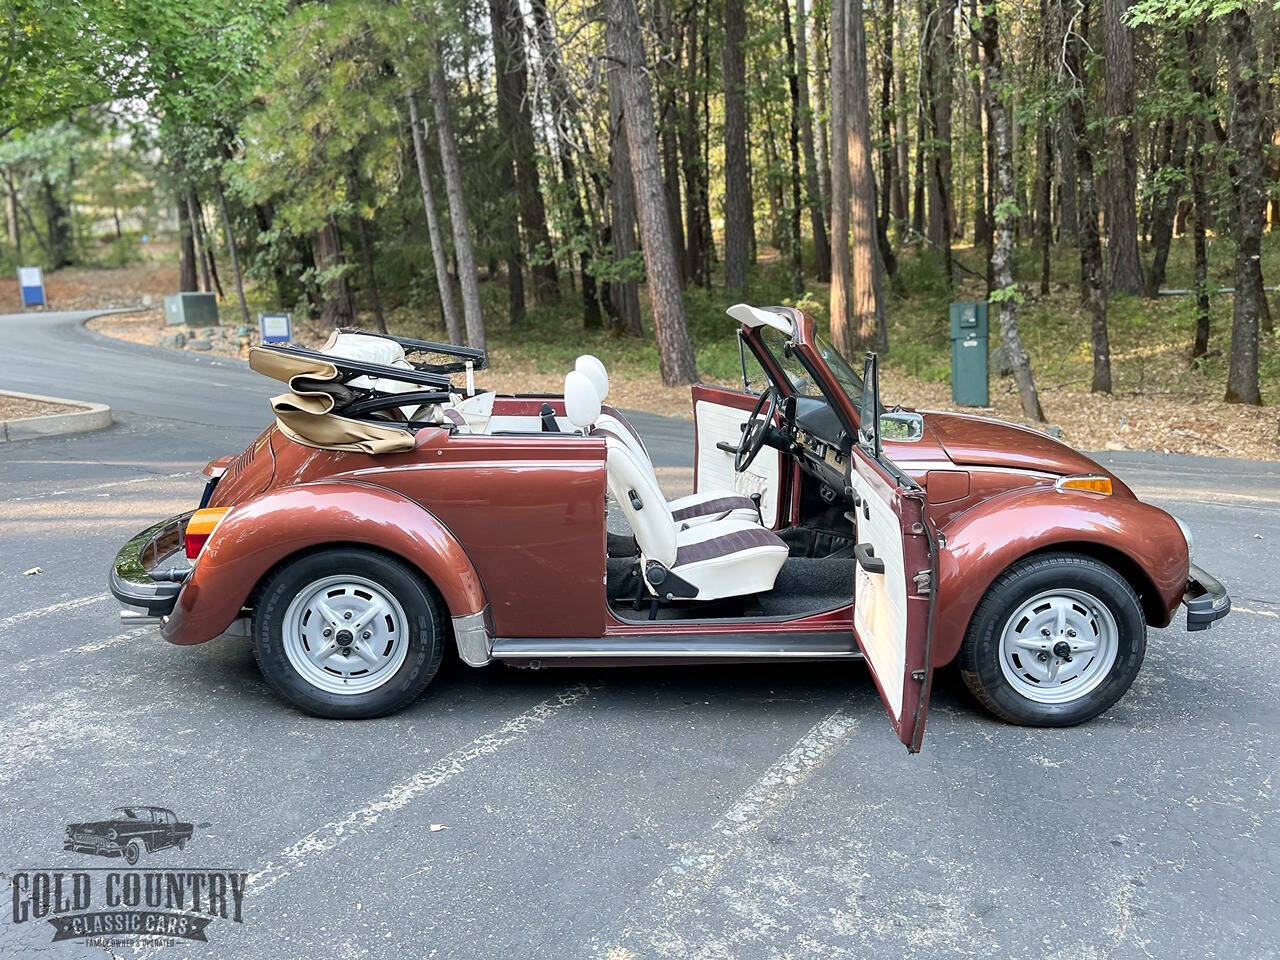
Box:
[13,626,154,673]
[1235,606,1279,619]
[246,683,597,897]
[612,708,858,958]
[1,471,195,503]
[0,593,110,632]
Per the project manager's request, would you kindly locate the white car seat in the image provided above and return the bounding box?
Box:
[564,371,788,601]
[573,355,763,527]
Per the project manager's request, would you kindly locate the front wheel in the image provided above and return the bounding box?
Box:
[253,548,445,719]
[958,553,1146,726]
[124,840,143,866]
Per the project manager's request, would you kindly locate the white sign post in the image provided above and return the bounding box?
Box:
[18,267,46,308]
[259,313,292,344]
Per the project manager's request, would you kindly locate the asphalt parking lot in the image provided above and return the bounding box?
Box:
[1,311,1277,959]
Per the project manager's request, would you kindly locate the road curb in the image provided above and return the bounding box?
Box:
[0,388,112,442]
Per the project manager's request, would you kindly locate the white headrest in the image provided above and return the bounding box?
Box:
[575,355,609,401]
[564,370,601,429]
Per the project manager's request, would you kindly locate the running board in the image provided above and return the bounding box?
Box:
[489,632,862,661]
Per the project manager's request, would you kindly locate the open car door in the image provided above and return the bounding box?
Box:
[691,383,785,527]
[848,355,937,752]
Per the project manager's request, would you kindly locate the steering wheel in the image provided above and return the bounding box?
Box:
[735,386,779,472]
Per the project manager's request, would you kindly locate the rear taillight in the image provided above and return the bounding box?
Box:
[185,508,230,559]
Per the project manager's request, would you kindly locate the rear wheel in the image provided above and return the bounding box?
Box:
[253,548,445,719]
[958,553,1146,726]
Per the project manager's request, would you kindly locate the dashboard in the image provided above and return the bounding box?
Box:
[790,396,850,492]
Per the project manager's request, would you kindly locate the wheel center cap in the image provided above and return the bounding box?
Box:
[1052,640,1072,659]
[335,629,354,647]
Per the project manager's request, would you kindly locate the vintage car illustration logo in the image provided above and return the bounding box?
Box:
[7,805,247,947]
[64,805,203,866]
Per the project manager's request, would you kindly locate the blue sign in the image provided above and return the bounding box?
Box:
[259,313,292,344]
[18,266,45,307]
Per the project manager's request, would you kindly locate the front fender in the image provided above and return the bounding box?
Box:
[932,484,1188,666]
[162,481,486,645]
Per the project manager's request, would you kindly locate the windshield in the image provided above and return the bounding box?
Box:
[114,807,144,820]
[754,327,875,413]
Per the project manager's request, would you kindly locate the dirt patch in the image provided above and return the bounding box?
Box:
[0,394,86,420]
[0,261,180,313]
[881,368,1280,461]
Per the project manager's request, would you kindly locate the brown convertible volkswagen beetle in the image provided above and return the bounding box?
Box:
[110,304,1229,750]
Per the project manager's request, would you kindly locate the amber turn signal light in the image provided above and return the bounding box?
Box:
[185,508,230,559]
[1054,474,1113,496]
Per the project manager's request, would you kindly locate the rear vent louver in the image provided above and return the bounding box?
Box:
[225,441,258,482]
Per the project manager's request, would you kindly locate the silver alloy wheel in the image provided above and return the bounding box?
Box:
[281,574,409,696]
[997,588,1119,704]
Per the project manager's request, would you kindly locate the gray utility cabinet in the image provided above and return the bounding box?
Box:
[949,301,989,407]
[164,292,219,327]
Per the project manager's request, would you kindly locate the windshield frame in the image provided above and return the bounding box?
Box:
[747,325,883,425]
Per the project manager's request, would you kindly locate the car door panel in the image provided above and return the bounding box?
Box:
[691,384,783,527]
[849,450,936,752]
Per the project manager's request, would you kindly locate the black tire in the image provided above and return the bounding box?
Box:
[252,548,445,719]
[957,552,1146,727]
[125,840,143,866]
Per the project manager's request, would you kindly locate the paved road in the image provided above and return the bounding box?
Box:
[1,311,1277,959]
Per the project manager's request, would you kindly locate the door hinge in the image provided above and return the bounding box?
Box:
[911,669,926,682]
[913,570,932,595]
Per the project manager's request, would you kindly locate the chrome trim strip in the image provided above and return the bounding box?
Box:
[452,609,492,666]
[490,633,862,660]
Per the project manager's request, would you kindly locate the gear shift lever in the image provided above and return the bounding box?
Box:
[750,491,764,525]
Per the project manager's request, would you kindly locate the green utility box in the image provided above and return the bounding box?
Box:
[949,301,989,407]
[163,292,219,327]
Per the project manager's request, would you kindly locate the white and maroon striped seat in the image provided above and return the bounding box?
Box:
[564,371,787,601]
[573,356,761,527]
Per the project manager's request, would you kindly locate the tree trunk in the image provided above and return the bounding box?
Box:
[1224,7,1264,405]
[924,0,955,283]
[607,74,643,337]
[893,12,910,225]
[529,0,602,327]
[723,0,751,291]
[1144,119,1188,299]
[488,0,559,304]
[876,0,898,254]
[406,91,463,343]
[1062,0,1110,393]
[967,0,988,246]
[796,0,831,282]
[3,170,18,258]
[680,8,709,287]
[977,4,1045,420]
[847,0,886,350]
[429,48,486,349]
[176,192,197,292]
[1187,26,1211,360]
[186,190,212,294]
[606,0,698,385]
[782,0,805,290]
[814,10,832,212]
[313,222,354,327]
[829,0,853,354]
[348,169,387,336]
[213,180,251,327]
[41,177,72,269]
[1102,0,1144,295]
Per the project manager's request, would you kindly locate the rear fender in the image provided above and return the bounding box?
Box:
[932,484,1188,665]
[162,481,486,646]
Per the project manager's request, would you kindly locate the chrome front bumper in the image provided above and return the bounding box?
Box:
[1183,564,1230,631]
